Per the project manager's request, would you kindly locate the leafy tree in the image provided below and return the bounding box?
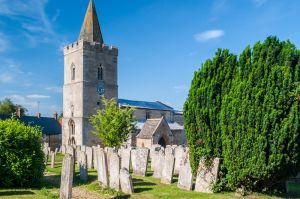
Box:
[0,98,27,116]
[184,36,300,192]
[90,97,136,148]
[0,118,45,187]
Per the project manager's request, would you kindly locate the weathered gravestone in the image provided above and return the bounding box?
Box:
[150,145,161,170]
[92,146,97,169]
[195,158,220,193]
[75,145,81,163]
[174,145,185,174]
[61,144,66,154]
[81,145,86,152]
[86,146,93,169]
[131,148,149,176]
[153,150,165,178]
[120,168,134,194]
[177,152,193,190]
[96,148,109,187]
[66,145,75,174]
[161,153,175,184]
[51,152,56,168]
[55,148,58,155]
[60,154,74,199]
[78,151,88,182]
[109,152,120,191]
[120,148,131,171]
[165,145,174,155]
[43,146,49,165]
[105,147,117,172]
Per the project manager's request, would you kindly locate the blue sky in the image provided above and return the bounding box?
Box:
[0,0,300,117]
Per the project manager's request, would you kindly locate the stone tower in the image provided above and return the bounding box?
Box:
[62,0,118,146]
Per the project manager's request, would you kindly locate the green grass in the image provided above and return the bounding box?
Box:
[1,152,299,199]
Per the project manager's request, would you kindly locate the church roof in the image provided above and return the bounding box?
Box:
[118,99,174,111]
[136,118,163,139]
[79,0,104,44]
[0,115,62,135]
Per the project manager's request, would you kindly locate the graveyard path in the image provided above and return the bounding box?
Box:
[72,186,110,199]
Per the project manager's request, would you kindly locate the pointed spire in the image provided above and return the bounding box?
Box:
[79,0,104,44]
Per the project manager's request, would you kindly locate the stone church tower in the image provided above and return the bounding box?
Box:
[62,0,118,146]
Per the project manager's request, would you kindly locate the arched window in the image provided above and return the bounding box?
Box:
[69,119,75,136]
[71,64,75,80]
[98,65,103,80]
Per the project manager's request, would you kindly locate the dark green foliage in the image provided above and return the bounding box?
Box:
[0,118,45,187]
[0,98,27,116]
[184,36,300,191]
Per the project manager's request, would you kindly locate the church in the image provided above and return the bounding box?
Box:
[62,0,185,148]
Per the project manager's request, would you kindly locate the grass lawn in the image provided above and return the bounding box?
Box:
[0,153,299,199]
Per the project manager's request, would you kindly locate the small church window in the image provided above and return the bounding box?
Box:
[98,65,103,80]
[71,64,75,80]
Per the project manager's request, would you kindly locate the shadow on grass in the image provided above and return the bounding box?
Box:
[0,190,35,196]
[112,195,131,199]
[132,178,155,193]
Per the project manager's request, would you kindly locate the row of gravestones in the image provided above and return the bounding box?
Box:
[59,145,134,199]
[132,145,220,193]
[58,144,220,199]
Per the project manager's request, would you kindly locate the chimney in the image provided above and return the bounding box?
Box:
[53,112,58,120]
[16,108,21,118]
[37,113,41,118]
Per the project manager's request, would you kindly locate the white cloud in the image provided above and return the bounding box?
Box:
[0,0,62,46]
[1,94,37,109]
[46,86,63,93]
[194,30,224,42]
[27,94,50,99]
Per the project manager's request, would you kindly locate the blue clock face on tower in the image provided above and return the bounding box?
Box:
[97,82,105,95]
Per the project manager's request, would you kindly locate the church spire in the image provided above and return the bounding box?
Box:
[79,0,104,44]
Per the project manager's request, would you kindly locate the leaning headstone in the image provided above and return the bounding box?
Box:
[195,158,220,193]
[161,153,175,184]
[120,148,131,171]
[78,151,88,182]
[165,145,174,155]
[153,150,165,178]
[60,154,74,199]
[96,148,109,187]
[55,148,58,155]
[109,152,120,191]
[120,168,134,194]
[177,152,193,190]
[75,145,81,163]
[86,146,93,169]
[174,145,185,174]
[51,152,56,168]
[131,148,149,176]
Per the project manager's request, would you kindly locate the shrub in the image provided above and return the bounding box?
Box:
[184,36,300,191]
[0,118,45,187]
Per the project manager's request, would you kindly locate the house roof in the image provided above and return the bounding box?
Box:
[136,118,162,139]
[0,115,62,135]
[118,99,174,111]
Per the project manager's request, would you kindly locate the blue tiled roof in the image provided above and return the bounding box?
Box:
[0,115,61,135]
[118,99,174,111]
